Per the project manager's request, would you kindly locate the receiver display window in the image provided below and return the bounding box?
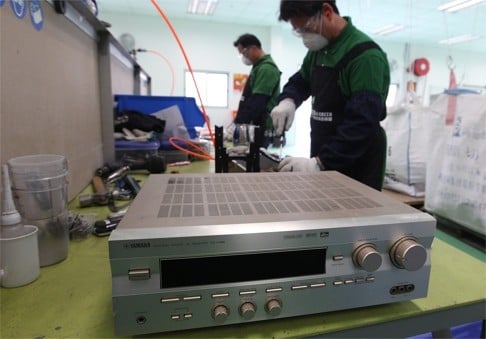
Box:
[160,248,326,288]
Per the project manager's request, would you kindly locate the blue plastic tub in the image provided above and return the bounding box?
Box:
[115,95,205,139]
[407,320,484,339]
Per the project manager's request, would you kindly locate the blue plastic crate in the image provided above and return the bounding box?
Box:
[115,95,205,139]
[407,320,484,339]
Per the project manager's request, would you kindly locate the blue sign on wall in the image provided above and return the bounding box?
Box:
[0,0,5,8]
[29,0,43,31]
[10,0,27,19]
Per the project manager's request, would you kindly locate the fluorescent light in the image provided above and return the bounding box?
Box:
[437,0,486,12]
[187,0,218,15]
[373,24,406,36]
[439,34,482,44]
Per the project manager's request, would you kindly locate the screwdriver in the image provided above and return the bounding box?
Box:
[278,117,287,159]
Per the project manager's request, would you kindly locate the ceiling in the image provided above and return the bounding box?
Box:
[97,0,486,53]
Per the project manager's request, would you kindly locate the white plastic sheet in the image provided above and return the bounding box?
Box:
[381,100,427,196]
[152,105,191,141]
[425,93,486,235]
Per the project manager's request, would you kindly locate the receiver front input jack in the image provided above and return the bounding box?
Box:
[136,315,147,325]
[390,284,415,295]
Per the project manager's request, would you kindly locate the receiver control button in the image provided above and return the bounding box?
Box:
[265,299,282,316]
[353,244,382,272]
[310,282,326,288]
[212,305,229,323]
[390,237,427,271]
[128,268,151,280]
[183,295,202,301]
[266,287,283,293]
[239,290,256,296]
[161,297,180,303]
[239,302,256,320]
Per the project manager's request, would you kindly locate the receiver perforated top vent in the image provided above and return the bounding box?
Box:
[157,173,382,219]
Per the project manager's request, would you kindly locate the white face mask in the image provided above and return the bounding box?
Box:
[302,33,329,51]
[300,12,328,51]
[241,55,252,66]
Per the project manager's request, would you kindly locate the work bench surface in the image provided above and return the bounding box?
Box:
[1,161,485,338]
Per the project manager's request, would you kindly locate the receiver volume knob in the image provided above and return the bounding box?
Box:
[265,299,282,316]
[212,305,229,323]
[353,244,382,272]
[390,237,427,271]
[239,302,256,320]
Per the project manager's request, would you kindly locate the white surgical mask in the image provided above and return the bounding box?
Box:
[300,12,328,51]
[241,55,252,66]
[302,33,329,51]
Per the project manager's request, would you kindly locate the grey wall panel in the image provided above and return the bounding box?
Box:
[0,4,103,200]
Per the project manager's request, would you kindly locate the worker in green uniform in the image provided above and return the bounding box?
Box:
[233,34,281,148]
[271,0,390,190]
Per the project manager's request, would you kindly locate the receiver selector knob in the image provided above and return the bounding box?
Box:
[239,302,256,320]
[265,299,282,316]
[353,244,382,272]
[390,237,427,271]
[212,305,229,323]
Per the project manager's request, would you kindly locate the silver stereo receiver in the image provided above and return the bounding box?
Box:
[108,171,436,336]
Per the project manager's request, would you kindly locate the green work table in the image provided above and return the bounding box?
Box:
[1,162,485,338]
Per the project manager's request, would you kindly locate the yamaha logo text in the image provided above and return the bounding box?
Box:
[124,242,151,249]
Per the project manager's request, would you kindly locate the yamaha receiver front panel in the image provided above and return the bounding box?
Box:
[108,171,436,335]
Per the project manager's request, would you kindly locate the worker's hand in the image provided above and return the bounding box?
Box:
[271,99,296,136]
[278,157,320,172]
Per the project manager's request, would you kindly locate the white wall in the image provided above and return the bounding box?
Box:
[103,13,273,129]
[100,12,486,154]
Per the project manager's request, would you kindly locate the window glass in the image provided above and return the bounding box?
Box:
[185,70,229,108]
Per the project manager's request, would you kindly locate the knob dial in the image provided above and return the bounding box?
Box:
[239,302,256,320]
[353,244,382,272]
[390,237,427,271]
[265,299,282,316]
[212,305,229,323]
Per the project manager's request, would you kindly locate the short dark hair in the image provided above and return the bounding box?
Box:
[233,34,262,49]
[279,0,339,22]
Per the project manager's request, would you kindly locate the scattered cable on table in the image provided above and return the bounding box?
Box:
[169,136,214,160]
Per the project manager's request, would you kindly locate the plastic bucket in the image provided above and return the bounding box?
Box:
[0,225,40,287]
[11,181,68,220]
[7,155,67,189]
[23,211,69,266]
[7,155,69,267]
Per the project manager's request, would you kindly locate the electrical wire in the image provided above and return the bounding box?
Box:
[169,136,214,160]
[150,0,216,159]
[137,49,176,96]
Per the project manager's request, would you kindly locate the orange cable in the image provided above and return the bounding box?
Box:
[169,136,214,161]
[145,49,175,96]
[150,0,215,147]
